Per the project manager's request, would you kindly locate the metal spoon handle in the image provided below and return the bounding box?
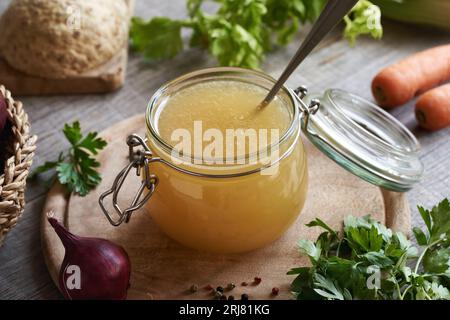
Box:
[261,0,359,106]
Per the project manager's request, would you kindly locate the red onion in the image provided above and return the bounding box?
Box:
[48,217,131,300]
[0,94,7,134]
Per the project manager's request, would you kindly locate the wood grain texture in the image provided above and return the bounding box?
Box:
[41,115,409,300]
[0,51,127,96]
[0,0,449,300]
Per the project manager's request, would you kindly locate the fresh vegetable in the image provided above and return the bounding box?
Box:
[190,284,199,293]
[373,0,450,31]
[130,0,382,69]
[0,93,7,134]
[415,84,450,131]
[31,121,107,196]
[289,198,450,300]
[204,284,213,290]
[48,217,131,300]
[226,283,236,290]
[372,44,450,108]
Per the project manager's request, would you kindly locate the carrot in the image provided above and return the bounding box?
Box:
[372,44,450,109]
[415,83,450,131]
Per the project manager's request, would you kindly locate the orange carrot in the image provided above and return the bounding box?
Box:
[372,44,450,109]
[415,83,450,131]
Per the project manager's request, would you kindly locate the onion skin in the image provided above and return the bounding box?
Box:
[48,217,131,300]
[0,94,7,134]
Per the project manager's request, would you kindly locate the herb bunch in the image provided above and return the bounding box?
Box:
[130,0,382,69]
[289,199,450,300]
[32,122,107,197]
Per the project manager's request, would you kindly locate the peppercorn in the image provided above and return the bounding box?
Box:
[228,295,235,300]
[204,284,213,291]
[220,295,227,300]
[190,284,198,293]
[272,287,279,296]
[241,281,248,286]
[241,293,249,300]
[254,277,262,285]
[216,286,224,293]
[226,283,236,291]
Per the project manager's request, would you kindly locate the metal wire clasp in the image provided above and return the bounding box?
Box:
[294,86,320,132]
[99,134,159,226]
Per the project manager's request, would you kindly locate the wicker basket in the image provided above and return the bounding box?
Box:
[0,85,37,245]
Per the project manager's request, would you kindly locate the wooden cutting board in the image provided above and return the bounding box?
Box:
[41,114,411,300]
[0,0,134,96]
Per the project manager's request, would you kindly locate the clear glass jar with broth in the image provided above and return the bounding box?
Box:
[100,67,423,253]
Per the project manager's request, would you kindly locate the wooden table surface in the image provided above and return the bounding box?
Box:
[0,0,449,300]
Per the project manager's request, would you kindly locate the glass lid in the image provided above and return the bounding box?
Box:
[300,89,423,192]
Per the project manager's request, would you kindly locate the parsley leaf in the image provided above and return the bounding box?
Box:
[289,199,450,300]
[130,0,383,69]
[31,122,107,197]
[428,198,450,243]
[298,239,322,263]
[313,273,351,300]
[130,17,183,61]
[414,199,450,276]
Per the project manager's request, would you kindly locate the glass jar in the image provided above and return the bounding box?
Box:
[99,67,423,253]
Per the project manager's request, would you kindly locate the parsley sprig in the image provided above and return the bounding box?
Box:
[289,199,450,300]
[130,0,382,69]
[31,122,107,197]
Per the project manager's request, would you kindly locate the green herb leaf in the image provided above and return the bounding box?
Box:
[418,205,432,233]
[130,0,383,69]
[346,225,384,253]
[31,122,107,197]
[428,198,450,243]
[360,251,394,267]
[423,248,450,274]
[413,227,428,246]
[290,199,450,300]
[290,267,321,300]
[63,121,83,145]
[306,218,337,235]
[30,160,60,179]
[313,273,351,300]
[78,132,108,155]
[130,16,183,61]
[298,239,321,263]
